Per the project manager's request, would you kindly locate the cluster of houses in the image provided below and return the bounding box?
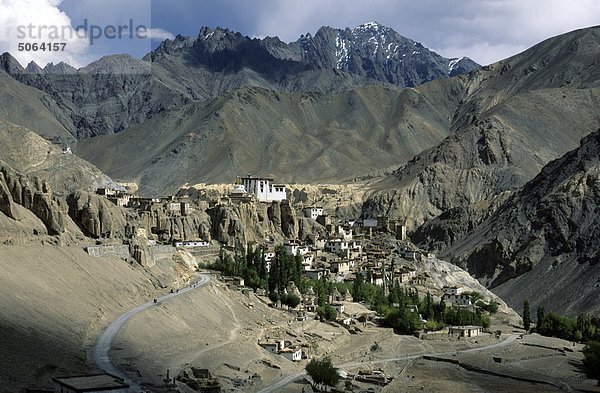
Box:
[97,187,197,215]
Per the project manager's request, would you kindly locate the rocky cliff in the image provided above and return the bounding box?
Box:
[440,130,600,315]
[0,164,67,236]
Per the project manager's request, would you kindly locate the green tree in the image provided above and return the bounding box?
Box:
[316,305,338,321]
[306,356,340,390]
[423,292,435,320]
[486,301,499,314]
[352,273,364,302]
[268,291,280,304]
[383,307,422,334]
[537,305,545,333]
[469,292,483,304]
[583,341,600,386]
[282,293,300,309]
[523,300,531,332]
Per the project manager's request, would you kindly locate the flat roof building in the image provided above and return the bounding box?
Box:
[52,373,129,393]
[239,175,286,202]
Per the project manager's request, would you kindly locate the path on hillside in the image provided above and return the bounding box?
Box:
[258,334,520,393]
[92,274,211,391]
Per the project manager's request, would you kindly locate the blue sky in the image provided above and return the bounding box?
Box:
[1,0,598,68]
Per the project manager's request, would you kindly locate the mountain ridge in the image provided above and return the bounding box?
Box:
[0,22,479,138]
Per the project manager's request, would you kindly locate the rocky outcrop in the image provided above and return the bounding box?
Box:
[208,201,299,249]
[129,235,155,268]
[30,192,65,235]
[0,172,20,221]
[0,165,67,235]
[410,192,512,252]
[67,191,129,238]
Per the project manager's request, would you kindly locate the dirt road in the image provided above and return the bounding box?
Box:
[92,274,211,391]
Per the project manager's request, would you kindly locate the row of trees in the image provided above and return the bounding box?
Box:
[209,244,304,295]
[524,303,600,385]
[523,302,600,342]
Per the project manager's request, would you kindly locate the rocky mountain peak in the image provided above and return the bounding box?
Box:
[296,22,478,85]
[0,52,25,74]
[25,61,44,75]
[44,61,78,75]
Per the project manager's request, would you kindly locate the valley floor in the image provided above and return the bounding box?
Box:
[1,245,598,393]
[112,278,598,393]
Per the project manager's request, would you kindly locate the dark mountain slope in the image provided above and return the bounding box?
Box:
[77,80,465,194]
[0,69,74,143]
[363,26,600,229]
[444,130,600,315]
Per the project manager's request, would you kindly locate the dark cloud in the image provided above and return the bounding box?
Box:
[44,0,600,66]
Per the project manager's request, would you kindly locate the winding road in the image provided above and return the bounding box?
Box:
[92,274,211,391]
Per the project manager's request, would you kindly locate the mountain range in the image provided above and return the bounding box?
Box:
[0,22,599,315]
[0,22,478,139]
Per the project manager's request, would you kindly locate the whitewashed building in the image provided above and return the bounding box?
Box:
[279,347,302,362]
[303,206,324,220]
[325,239,349,254]
[240,176,286,202]
[442,286,472,306]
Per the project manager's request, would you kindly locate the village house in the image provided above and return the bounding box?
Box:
[330,259,355,274]
[239,175,286,202]
[308,235,326,250]
[259,340,286,354]
[174,240,210,248]
[96,187,131,207]
[316,213,332,227]
[410,272,429,286]
[396,245,419,261]
[442,286,472,307]
[338,241,363,260]
[449,325,482,337]
[371,271,384,286]
[305,268,328,281]
[166,201,181,212]
[324,238,351,254]
[284,240,310,257]
[284,240,314,270]
[279,347,303,362]
[333,225,354,241]
[325,238,347,253]
[52,373,129,393]
[393,267,417,284]
[259,339,301,361]
[131,196,161,211]
[303,206,324,220]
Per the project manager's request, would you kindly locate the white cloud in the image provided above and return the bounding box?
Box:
[0,0,176,70]
[0,0,88,68]
[145,28,175,41]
